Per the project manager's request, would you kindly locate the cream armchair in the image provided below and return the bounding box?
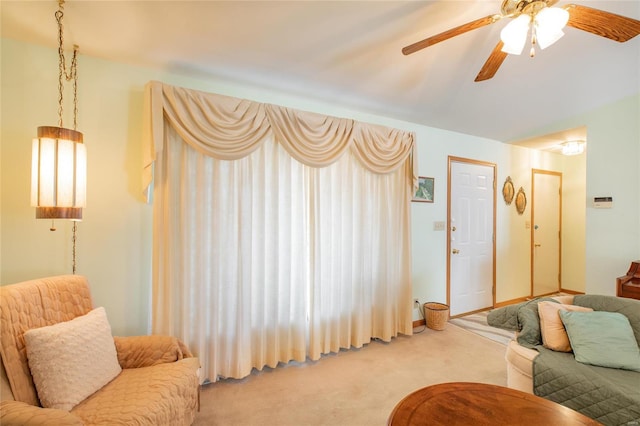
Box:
[0,275,200,425]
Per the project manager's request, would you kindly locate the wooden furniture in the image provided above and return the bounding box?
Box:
[388,382,601,426]
[617,260,640,300]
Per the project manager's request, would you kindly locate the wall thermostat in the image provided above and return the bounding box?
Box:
[593,196,613,208]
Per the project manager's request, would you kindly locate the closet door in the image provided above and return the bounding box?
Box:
[532,169,562,297]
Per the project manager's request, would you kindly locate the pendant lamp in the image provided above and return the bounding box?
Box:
[31,0,86,273]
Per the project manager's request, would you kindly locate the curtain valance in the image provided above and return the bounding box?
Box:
[143,81,418,200]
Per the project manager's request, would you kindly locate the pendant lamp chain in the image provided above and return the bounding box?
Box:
[72,222,78,275]
[55,0,80,274]
[55,0,78,130]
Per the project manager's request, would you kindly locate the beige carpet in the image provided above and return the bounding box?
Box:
[449,311,515,346]
[194,323,508,425]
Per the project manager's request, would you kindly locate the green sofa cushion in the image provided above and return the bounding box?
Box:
[486,297,560,348]
[560,310,640,372]
[574,295,640,346]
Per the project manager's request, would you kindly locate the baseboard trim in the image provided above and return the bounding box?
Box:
[494,290,586,309]
[420,290,587,326]
[430,290,588,323]
[413,319,426,328]
[450,306,491,319]
[559,288,584,295]
[494,297,529,308]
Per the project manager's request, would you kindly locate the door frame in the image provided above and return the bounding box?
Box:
[530,169,563,297]
[447,156,497,316]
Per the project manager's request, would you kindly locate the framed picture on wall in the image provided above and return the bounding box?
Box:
[413,176,434,203]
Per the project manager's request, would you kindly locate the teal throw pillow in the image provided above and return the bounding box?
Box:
[559,310,640,372]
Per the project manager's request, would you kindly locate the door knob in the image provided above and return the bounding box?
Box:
[452,226,457,232]
[452,249,460,254]
[534,244,541,247]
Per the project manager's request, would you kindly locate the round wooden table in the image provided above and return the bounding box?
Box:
[388,382,601,425]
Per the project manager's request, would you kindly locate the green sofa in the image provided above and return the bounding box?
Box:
[488,294,640,425]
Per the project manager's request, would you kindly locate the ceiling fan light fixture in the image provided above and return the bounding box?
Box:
[537,27,565,49]
[535,7,569,49]
[500,14,531,55]
[535,7,569,31]
[403,1,640,82]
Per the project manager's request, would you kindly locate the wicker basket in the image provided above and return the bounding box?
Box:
[424,302,449,331]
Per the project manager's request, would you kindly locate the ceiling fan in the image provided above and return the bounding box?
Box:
[402,0,640,82]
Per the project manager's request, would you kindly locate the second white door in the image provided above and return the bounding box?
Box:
[532,170,562,297]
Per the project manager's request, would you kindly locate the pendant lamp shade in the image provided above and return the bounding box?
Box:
[31,126,86,220]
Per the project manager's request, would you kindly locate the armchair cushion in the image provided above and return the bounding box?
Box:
[71,357,200,425]
[114,335,192,369]
[23,307,121,411]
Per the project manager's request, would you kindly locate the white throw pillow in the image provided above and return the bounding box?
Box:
[24,307,122,411]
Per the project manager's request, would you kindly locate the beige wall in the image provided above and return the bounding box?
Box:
[514,94,640,295]
[561,154,587,293]
[4,38,628,335]
[581,96,640,294]
[407,126,586,307]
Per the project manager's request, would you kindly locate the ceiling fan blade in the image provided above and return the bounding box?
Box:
[565,4,640,42]
[402,15,499,55]
[475,41,508,82]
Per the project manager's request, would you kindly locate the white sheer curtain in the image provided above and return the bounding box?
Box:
[144,81,417,382]
[308,151,413,358]
[153,125,308,379]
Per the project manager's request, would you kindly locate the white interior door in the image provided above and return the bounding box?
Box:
[448,158,495,316]
[532,170,561,297]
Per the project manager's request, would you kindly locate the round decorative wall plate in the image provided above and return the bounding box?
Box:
[502,177,514,205]
[515,187,527,215]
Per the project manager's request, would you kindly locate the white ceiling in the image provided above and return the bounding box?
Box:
[2,0,639,146]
